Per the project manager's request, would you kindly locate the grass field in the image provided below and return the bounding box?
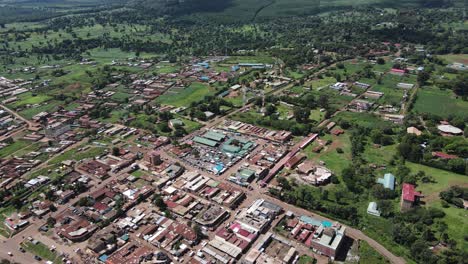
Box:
[303,133,352,178]
[406,162,468,249]
[22,241,63,264]
[49,145,107,165]
[0,140,30,158]
[438,54,468,65]
[359,241,390,264]
[333,111,393,129]
[7,92,52,109]
[413,86,468,117]
[155,82,215,107]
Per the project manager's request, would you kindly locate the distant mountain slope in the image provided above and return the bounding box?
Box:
[129,0,463,22]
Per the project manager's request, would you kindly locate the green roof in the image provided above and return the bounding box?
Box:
[203,131,226,142]
[193,136,218,147]
[239,169,255,179]
[170,119,184,126]
[222,144,241,153]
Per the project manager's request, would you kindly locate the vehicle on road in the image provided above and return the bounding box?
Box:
[34,255,42,261]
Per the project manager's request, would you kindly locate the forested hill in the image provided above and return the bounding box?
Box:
[127,0,463,22]
[0,0,463,24]
[129,0,234,15]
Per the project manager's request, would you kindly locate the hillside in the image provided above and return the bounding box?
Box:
[0,0,463,24]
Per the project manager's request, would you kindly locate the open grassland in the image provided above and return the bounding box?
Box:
[406,162,468,249]
[22,241,63,264]
[0,140,30,159]
[413,86,468,117]
[359,240,390,264]
[333,111,393,129]
[155,82,215,107]
[438,54,468,64]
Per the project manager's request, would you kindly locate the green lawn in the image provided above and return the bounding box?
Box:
[155,82,215,107]
[19,101,61,119]
[7,92,52,109]
[406,162,468,249]
[297,255,315,264]
[0,140,30,158]
[359,241,390,264]
[48,145,107,165]
[22,241,63,264]
[333,111,393,129]
[413,86,468,117]
[438,54,468,64]
[303,133,352,178]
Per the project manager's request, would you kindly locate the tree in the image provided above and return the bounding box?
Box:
[417,71,430,86]
[377,200,394,217]
[152,194,167,210]
[318,95,329,108]
[293,107,310,123]
[265,104,277,116]
[112,147,120,156]
[377,58,385,65]
[46,217,56,227]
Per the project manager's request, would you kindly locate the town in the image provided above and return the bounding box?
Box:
[0,1,467,264]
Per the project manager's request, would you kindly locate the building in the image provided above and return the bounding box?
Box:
[377,173,395,190]
[400,183,423,211]
[45,121,71,138]
[437,124,463,136]
[148,151,162,166]
[367,202,381,217]
[406,127,422,136]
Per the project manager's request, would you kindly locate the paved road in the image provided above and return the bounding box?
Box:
[161,146,406,264]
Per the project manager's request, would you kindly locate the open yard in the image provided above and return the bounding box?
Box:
[22,241,63,264]
[413,86,468,117]
[155,82,215,107]
[406,162,468,249]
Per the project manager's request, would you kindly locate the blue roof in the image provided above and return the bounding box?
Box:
[120,234,129,241]
[299,215,322,227]
[99,255,109,261]
[322,220,332,227]
[377,173,395,190]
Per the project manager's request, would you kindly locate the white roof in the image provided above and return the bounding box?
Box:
[437,125,463,134]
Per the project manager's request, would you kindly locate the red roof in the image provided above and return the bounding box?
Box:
[390,68,405,73]
[432,152,459,160]
[402,183,422,202]
[93,202,108,211]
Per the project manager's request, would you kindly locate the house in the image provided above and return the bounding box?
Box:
[432,152,459,160]
[367,202,381,217]
[400,183,423,211]
[204,111,215,120]
[397,83,414,89]
[437,124,463,136]
[389,68,406,76]
[169,119,184,129]
[377,173,395,190]
[407,127,422,136]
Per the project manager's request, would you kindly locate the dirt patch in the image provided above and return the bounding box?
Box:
[66,83,82,90]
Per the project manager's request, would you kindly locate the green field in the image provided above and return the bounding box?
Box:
[22,241,63,264]
[438,54,468,64]
[7,92,52,109]
[0,140,30,158]
[406,162,468,249]
[413,86,468,117]
[155,82,215,107]
[333,111,393,129]
[359,241,390,264]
